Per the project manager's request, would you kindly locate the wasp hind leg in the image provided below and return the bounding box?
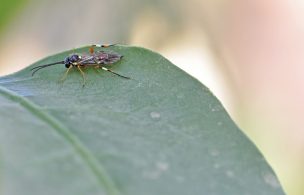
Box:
[89,44,116,54]
[99,65,130,79]
[93,44,116,48]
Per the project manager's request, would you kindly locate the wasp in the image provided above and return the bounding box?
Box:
[31,44,130,86]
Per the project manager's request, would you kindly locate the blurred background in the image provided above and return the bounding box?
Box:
[0,0,303,194]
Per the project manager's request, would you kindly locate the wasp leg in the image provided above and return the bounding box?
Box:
[94,65,101,73]
[99,65,130,79]
[93,44,116,48]
[60,65,73,82]
[89,44,116,54]
[89,46,95,54]
[77,65,86,86]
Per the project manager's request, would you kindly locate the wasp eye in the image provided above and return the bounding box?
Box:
[64,57,70,65]
[65,64,71,68]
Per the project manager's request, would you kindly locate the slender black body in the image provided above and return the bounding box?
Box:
[30,44,130,85]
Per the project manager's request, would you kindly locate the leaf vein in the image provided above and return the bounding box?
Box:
[0,86,120,195]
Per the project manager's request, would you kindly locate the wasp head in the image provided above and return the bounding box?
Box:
[64,54,81,68]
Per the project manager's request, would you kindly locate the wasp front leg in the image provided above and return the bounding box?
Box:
[60,65,73,82]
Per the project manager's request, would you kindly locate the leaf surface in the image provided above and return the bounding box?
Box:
[0,45,284,195]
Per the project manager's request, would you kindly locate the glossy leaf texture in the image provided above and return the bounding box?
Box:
[0,45,285,195]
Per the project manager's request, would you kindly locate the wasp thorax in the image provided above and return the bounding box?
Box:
[64,54,81,68]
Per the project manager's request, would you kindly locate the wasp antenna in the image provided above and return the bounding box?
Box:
[31,61,64,76]
[31,67,45,76]
[31,61,64,71]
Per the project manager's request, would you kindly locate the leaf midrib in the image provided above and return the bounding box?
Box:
[0,86,121,195]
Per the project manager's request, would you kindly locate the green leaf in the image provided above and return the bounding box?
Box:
[0,45,284,195]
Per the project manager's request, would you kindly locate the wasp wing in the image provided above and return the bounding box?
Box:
[80,51,122,66]
[77,55,95,64]
[98,51,122,64]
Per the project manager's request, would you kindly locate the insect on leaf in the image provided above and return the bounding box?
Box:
[0,45,285,195]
